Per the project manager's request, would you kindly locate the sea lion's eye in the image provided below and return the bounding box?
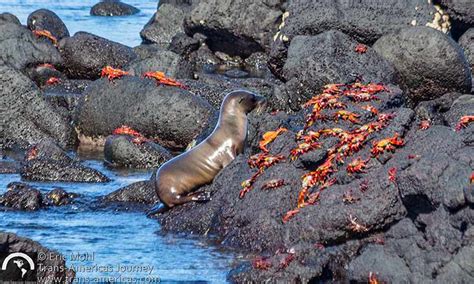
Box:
[238,97,245,104]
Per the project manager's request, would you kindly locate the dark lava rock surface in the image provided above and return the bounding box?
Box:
[104,135,172,169]
[373,26,472,103]
[27,9,70,40]
[90,0,140,16]
[58,32,137,79]
[103,180,158,205]
[76,76,216,149]
[459,28,474,72]
[0,66,77,150]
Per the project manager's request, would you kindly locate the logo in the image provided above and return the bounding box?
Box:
[0,252,37,281]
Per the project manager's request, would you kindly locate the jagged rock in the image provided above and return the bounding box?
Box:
[27,9,70,40]
[0,182,43,211]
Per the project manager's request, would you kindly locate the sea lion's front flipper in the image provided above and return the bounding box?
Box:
[146,202,168,216]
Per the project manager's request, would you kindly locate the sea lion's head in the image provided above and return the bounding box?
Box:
[221,90,266,116]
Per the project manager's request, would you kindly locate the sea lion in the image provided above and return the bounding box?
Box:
[149,90,266,213]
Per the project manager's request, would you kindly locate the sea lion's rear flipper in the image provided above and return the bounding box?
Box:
[147,202,168,216]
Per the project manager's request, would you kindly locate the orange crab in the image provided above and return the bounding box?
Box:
[455,115,474,131]
[333,110,360,124]
[45,77,60,86]
[32,29,58,45]
[305,111,327,128]
[259,127,287,152]
[26,146,38,161]
[348,214,369,233]
[470,172,474,184]
[371,133,405,157]
[346,158,370,174]
[239,171,263,199]
[143,71,188,89]
[37,63,56,70]
[261,179,285,190]
[354,43,368,54]
[323,83,344,94]
[290,142,321,160]
[282,208,300,223]
[419,120,431,130]
[299,130,322,143]
[388,167,397,183]
[361,104,379,116]
[112,125,142,137]
[101,66,130,81]
[377,113,396,124]
[369,272,380,284]
[252,257,272,270]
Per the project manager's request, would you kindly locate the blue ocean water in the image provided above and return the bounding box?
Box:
[0,1,237,282]
[0,0,157,46]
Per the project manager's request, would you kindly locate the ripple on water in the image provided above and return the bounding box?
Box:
[0,154,234,282]
[0,0,158,47]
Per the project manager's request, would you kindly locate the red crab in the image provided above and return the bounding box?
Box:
[369,272,380,284]
[305,111,327,128]
[371,133,405,157]
[261,179,285,190]
[333,110,360,124]
[346,158,370,174]
[278,252,295,270]
[282,209,300,223]
[377,113,396,124]
[32,29,58,45]
[388,167,397,184]
[112,125,142,137]
[470,172,474,184]
[299,130,322,143]
[45,77,60,86]
[419,120,431,130]
[26,146,38,161]
[259,128,287,152]
[252,257,272,270]
[239,170,263,199]
[455,115,474,131]
[290,142,321,160]
[348,214,369,233]
[37,63,56,70]
[354,43,368,54]
[101,66,130,81]
[143,71,188,89]
[361,104,379,116]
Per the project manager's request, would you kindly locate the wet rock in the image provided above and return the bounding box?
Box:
[126,45,193,78]
[280,31,397,110]
[90,0,140,16]
[459,28,474,72]
[20,139,109,183]
[184,0,282,57]
[27,9,70,40]
[0,22,62,71]
[104,135,172,169]
[244,52,272,78]
[44,188,78,206]
[0,12,21,25]
[0,182,43,211]
[103,180,158,204]
[140,0,195,45]
[58,32,137,79]
[76,76,216,149]
[373,27,472,103]
[0,232,75,282]
[0,66,77,150]
[188,43,222,73]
